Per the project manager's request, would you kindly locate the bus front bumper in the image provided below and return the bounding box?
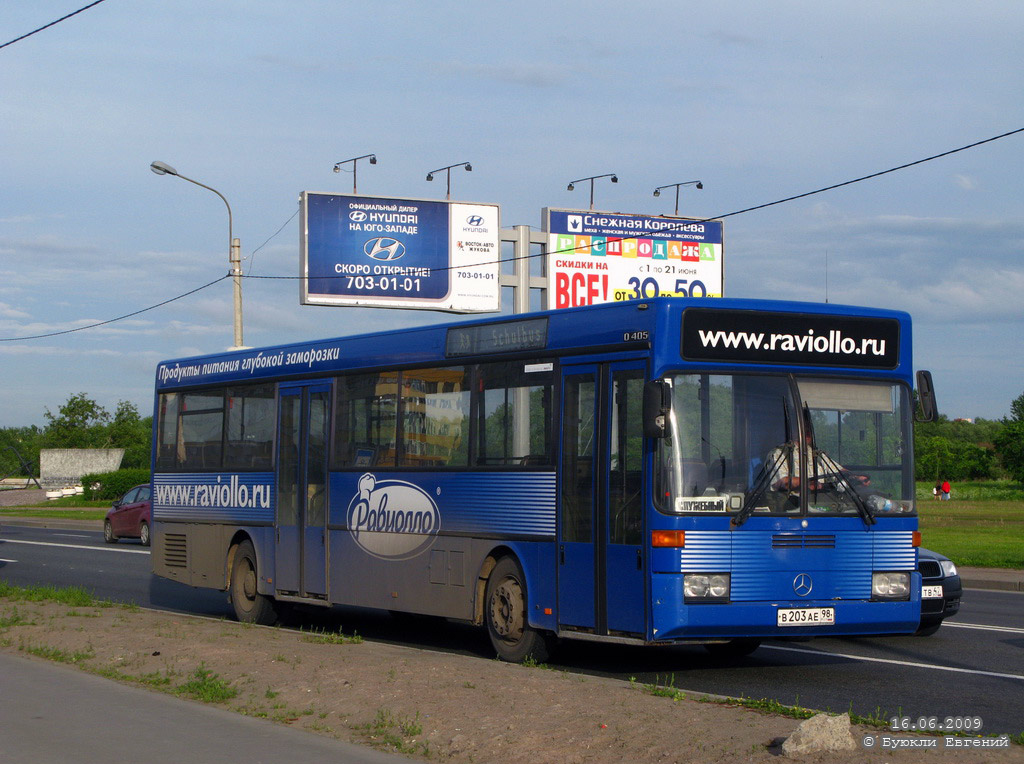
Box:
[651,598,920,640]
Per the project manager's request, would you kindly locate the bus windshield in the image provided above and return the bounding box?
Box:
[655,373,914,519]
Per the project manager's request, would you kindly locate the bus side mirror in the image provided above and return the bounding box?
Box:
[644,380,671,438]
[915,370,938,423]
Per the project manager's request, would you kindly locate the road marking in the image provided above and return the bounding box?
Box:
[0,558,17,563]
[762,644,1024,681]
[53,533,92,539]
[942,621,1024,635]
[0,539,149,556]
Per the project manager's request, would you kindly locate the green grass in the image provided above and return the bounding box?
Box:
[912,482,1024,568]
[917,503,1024,568]
[32,496,113,509]
[300,627,363,645]
[357,708,428,756]
[176,664,238,703]
[21,643,95,664]
[916,480,1024,502]
[0,581,102,607]
[0,507,108,519]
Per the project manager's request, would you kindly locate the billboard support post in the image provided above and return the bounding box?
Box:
[499,225,548,315]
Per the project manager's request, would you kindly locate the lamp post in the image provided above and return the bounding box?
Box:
[653,180,703,216]
[426,161,472,200]
[150,160,244,349]
[567,173,618,210]
[332,153,377,194]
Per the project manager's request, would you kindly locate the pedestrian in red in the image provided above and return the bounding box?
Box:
[941,480,951,501]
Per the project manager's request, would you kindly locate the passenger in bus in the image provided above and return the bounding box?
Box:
[766,431,870,494]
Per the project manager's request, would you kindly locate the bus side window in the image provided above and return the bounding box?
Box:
[333,373,397,468]
[477,360,554,468]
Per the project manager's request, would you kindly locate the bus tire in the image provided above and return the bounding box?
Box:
[484,556,553,663]
[704,638,761,658]
[229,540,277,625]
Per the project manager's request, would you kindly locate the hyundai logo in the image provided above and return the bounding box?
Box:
[793,573,813,597]
[349,211,367,222]
[466,214,484,227]
[364,237,406,261]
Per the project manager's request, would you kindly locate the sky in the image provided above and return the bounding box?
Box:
[1,1,1022,426]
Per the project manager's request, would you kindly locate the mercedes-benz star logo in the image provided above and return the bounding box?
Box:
[793,573,813,597]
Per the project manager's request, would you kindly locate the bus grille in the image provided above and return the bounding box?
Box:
[163,533,187,568]
[772,533,836,549]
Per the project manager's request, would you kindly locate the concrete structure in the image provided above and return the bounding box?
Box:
[39,448,124,490]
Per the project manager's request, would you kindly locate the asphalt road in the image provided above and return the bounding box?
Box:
[2,523,1022,737]
[0,652,406,764]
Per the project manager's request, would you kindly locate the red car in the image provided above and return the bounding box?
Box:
[104,484,152,546]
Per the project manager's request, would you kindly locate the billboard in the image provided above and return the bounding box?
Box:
[300,192,500,312]
[544,208,724,308]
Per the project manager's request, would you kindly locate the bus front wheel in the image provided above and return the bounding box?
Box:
[229,540,277,625]
[485,556,554,663]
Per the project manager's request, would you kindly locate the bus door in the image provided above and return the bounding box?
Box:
[276,382,330,599]
[558,361,646,636]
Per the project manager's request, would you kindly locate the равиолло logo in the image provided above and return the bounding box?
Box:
[346,473,440,560]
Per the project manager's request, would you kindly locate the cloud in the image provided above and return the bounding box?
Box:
[953,174,977,191]
[0,302,31,320]
[431,60,573,88]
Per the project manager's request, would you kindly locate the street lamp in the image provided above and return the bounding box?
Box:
[426,161,472,200]
[150,160,244,349]
[653,180,703,216]
[332,153,377,194]
[567,173,618,210]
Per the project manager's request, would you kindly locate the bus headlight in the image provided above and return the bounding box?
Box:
[684,573,730,602]
[872,572,910,600]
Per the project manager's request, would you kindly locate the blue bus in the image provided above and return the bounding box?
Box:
[150,297,936,661]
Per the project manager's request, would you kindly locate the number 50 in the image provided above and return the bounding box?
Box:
[674,279,707,297]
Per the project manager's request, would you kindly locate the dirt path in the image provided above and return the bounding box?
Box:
[1,597,1020,763]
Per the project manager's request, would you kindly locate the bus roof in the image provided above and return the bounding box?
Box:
[154,297,913,390]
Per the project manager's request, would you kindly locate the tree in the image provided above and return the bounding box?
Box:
[994,422,1024,484]
[107,401,152,469]
[1009,392,1024,424]
[0,426,43,478]
[42,393,111,449]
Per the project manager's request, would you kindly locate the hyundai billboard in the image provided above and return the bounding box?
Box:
[301,192,500,312]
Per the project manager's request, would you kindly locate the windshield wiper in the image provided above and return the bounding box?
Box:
[732,445,788,528]
[815,450,876,526]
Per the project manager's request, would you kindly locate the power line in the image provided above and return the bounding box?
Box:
[0,0,109,51]
[246,208,299,275]
[709,126,1024,222]
[2,126,1022,340]
[0,276,228,342]
[247,126,1024,280]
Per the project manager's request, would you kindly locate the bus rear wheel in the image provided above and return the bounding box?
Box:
[229,540,277,625]
[485,556,553,663]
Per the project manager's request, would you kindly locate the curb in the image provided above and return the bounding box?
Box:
[958,576,1024,593]
[0,518,103,532]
